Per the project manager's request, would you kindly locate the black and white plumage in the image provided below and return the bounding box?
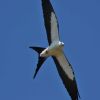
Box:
[41,0,60,45]
[30,0,80,100]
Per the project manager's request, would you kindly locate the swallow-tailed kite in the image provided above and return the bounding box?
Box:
[30,0,80,100]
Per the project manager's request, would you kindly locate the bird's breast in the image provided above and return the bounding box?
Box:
[40,41,64,57]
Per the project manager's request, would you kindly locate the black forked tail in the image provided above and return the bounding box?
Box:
[29,47,45,54]
[29,46,47,79]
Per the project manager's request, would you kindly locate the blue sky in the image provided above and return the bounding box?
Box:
[0,0,100,100]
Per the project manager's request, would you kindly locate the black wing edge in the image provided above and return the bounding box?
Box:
[41,0,59,45]
[52,56,80,100]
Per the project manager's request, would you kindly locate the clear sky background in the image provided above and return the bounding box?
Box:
[0,0,100,100]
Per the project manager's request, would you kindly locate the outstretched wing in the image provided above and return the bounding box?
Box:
[41,0,60,45]
[52,52,80,100]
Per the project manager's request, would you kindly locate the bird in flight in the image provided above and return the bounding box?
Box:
[30,0,80,100]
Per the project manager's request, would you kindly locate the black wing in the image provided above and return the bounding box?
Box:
[41,0,60,45]
[52,52,80,100]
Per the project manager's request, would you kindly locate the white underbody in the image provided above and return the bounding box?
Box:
[40,41,64,57]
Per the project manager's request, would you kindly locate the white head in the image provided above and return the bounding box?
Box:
[59,41,64,47]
